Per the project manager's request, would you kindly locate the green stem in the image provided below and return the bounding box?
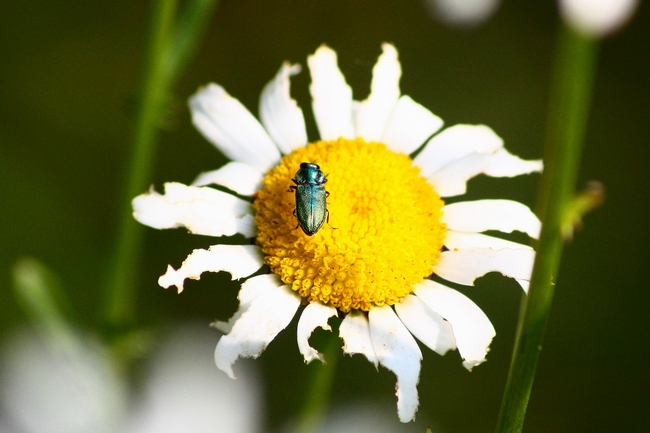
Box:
[104,0,179,331]
[297,332,341,433]
[494,26,598,433]
[103,0,218,337]
[163,0,220,85]
[13,258,76,347]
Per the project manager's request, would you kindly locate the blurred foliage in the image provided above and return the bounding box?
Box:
[1,1,649,432]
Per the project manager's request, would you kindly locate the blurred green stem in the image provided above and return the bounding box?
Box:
[13,258,77,350]
[297,332,341,433]
[163,0,219,85]
[104,0,179,331]
[104,0,217,336]
[495,26,598,433]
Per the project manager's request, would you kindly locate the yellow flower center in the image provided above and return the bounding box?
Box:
[253,138,447,312]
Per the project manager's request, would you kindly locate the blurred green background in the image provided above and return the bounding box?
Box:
[1,1,649,432]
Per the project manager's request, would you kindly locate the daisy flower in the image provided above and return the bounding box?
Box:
[133,44,542,423]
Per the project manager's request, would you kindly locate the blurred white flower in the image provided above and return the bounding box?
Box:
[317,401,426,433]
[558,0,639,37]
[124,323,263,433]
[0,323,263,433]
[0,328,127,433]
[424,0,502,26]
[281,400,428,433]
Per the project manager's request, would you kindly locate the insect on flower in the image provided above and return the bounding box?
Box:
[132,43,544,423]
[289,162,329,236]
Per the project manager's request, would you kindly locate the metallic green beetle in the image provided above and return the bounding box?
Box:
[289,162,329,236]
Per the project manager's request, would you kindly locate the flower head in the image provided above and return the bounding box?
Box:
[133,44,542,422]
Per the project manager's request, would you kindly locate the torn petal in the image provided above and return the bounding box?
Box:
[433,247,535,290]
[415,280,495,370]
[215,285,300,379]
[369,306,422,423]
[158,245,263,293]
[213,274,282,334]
[354,43,401,141]
[132,182,256,238]
[297,302,338,364]
[442,199,541,239]
[308,45,355,140]
[395,294,457,356]
[339,311,378,368]
[259,62,308,154]
[192,161,264,197]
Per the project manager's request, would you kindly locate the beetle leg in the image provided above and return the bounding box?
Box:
[326,210,337,230]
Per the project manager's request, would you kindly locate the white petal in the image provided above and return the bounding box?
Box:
[259,63,308,154]
[444,231,533,251]
[213,274,282,334]
[516,279,530,293]
[442,199,541,239]
[192,161,264,197]
[413,124,503,178]
[382,96,444,155]
[308,45,355,140]
[429,148,543,197]
[339,311,378,367]
[369,306,422,423]
[415,280,495,370]
[158,245,263,293]
[215,285,300,379]
[354,43,401,141]
[132,182,256,238]
[394,294,457,356]
[433,247,536,289]
[297,302,338,364]
[189,84,281,172]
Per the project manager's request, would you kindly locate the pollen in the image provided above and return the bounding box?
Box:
[253,138,447,312]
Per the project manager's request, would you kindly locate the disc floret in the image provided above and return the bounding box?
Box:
[254,138,447,312]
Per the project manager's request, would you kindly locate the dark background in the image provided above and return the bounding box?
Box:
[1,1,649,432]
